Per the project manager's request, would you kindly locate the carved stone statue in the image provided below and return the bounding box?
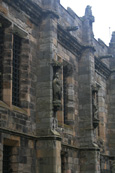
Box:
[92,87,99,128]
[92,95,98,120]
[51,117,58,130]
[92,82,101,129]
[53,72,61,101]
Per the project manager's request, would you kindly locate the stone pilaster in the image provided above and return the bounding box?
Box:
[3,25,13,106]
[36,11,59,135]
[78,47,95,147]
[80,149,100,173]
[108,31,115,156]
[36,138,61,173]
[78,47,101,172]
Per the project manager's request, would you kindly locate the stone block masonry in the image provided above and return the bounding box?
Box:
[0,0,115,172]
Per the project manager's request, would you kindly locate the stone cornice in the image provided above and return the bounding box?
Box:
[57,24,83,58]
[99,54,113,60]
[0,127,62,141]
[3,0,59,25]
[82,45,96,52]
[3,0,43,25]
[43,9,59,19]
[95,57,111,79]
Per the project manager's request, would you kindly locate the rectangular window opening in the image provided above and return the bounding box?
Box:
[0,26,4,100]
[12,34,22,106]
[3,145,12,173]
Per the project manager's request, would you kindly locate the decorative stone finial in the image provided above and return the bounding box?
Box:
[85,5,94,23]
[85,5,92,16]
[110,31,115,43]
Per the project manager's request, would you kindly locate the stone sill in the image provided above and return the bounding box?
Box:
[58,122,73,130]
[0,101,27,115]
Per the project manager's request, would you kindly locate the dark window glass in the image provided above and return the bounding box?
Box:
[3,145,12,173]
[12,34,21,106]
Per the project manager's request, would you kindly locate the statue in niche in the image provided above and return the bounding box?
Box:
[53,72,61,101]
[92,93,98,120]
[51,117,58,130]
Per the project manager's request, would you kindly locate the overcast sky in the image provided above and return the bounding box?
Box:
[60,0,115,45]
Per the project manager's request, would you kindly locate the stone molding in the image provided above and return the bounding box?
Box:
[3,0,42,25]
[95,57,111,79]
[3,0,59,25]
[57,24,83,57]
[0,127,62,141]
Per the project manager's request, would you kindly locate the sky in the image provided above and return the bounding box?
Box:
[60,0,115,45]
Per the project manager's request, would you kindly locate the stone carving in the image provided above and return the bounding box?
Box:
[92,82,100,128]
[51,117,58,130]
[85,5,94,23]
[53,72,61,101]
[92,94,98,120]
[97,137,104,152]
[53,72,61,110]
[66,26,78,31]
[85,5,92,16]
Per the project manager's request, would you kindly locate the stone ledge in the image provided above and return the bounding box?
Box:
[0,127,62,141]
[12,105,27,115]
[0,101,28,115]
[57,24,83,57]
[95,57,111,79]
[3,0,42,25]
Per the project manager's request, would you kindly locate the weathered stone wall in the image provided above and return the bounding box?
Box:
[58,6,83,43]
[93,38,110,68]
[61,146,79,173]
[36,139,61,173]
[0,0,39,135]
[108,32,115,157]
[80,149,100,173]
[0,0,115,172]
[0,133,36,172]
[95,73,108,154]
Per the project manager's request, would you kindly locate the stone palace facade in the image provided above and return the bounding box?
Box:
[0,0,115,172]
